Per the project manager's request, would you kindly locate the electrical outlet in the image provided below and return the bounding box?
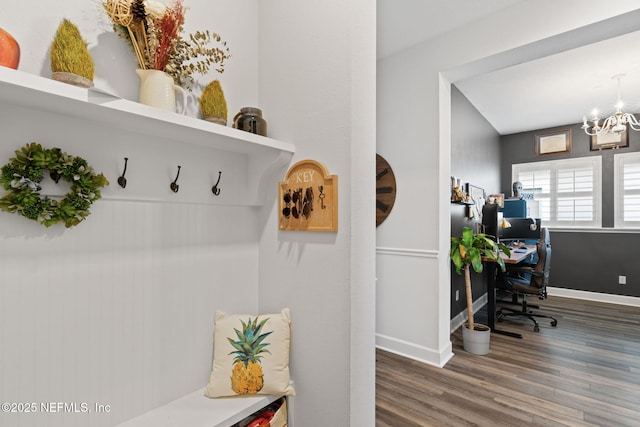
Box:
[619,275,627,285]
[455,290,460,301]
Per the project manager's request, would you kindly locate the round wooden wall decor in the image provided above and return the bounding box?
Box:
[376,154,396,227]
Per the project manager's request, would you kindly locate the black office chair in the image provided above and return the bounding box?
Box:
[496,227,558,332]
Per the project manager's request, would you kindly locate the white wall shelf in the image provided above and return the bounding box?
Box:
[115,388,283,427]
[0,67,295,206]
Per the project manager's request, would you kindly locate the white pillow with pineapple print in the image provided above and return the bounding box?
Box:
[205,308,295,398]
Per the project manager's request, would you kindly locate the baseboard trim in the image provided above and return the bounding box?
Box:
[376,334,453,368]
[548,287,640,307]
[450,293,488,333]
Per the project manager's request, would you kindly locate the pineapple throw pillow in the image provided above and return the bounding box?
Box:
[205,308,295,398]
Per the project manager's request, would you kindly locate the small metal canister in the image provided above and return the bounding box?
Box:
[233,107,267,136]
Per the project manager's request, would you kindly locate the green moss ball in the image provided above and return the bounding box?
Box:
[50,19,94,80]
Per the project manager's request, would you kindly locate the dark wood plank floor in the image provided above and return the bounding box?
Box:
[376,296,640,426]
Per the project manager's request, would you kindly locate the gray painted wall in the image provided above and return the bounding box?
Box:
[550,230,639,296]
[450,86,501,319]
[451,86,502,193]
[501,123,640,297]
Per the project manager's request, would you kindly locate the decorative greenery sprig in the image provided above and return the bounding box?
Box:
[166,30,229,87]
[0,143,109,228]
[104,0,231,90]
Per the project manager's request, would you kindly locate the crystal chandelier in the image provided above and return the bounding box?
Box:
[582,74,640,136]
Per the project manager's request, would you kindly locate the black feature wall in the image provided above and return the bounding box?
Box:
[500,123,640,297]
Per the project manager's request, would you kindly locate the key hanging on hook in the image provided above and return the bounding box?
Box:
[211,171,222,196]
[118,157,128,188]
[170,165,181,193]
[318,185,326,209]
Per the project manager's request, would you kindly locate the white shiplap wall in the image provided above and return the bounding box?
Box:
[0,199,259,427]
[0,74,261,426]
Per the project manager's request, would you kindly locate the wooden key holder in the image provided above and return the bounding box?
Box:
[279,159,338,232]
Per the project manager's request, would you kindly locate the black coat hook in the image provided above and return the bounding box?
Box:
[118,157,128,188]
[170,165,181,193]
[211,171,222,196]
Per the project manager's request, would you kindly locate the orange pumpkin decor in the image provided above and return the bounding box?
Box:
[0,28,20,69]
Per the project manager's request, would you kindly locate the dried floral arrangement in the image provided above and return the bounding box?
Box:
[104,0,230,89]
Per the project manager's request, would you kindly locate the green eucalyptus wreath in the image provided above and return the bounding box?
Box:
[0,143,109,228]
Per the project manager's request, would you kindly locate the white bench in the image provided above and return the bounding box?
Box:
[115,388,283,427]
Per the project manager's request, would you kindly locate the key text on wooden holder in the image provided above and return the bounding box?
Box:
[279,160,338,232]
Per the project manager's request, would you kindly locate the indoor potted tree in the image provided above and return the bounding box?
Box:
[450,226,510,354]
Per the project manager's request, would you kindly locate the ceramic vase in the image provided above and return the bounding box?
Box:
[136,69,186,114]
[0,28,20,69]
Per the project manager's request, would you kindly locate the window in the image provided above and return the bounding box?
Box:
[614,152,640,228]
[512,157,601,228]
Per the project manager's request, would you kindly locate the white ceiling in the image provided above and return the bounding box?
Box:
[377,0,525,60]
[377,1,640,135]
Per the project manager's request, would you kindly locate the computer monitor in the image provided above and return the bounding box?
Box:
[482,203,499,239]
[498,217,541,242]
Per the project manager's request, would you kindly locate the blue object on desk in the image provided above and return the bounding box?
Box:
[502,199,527,217]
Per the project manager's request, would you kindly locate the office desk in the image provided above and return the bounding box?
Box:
[484,245,536,339]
